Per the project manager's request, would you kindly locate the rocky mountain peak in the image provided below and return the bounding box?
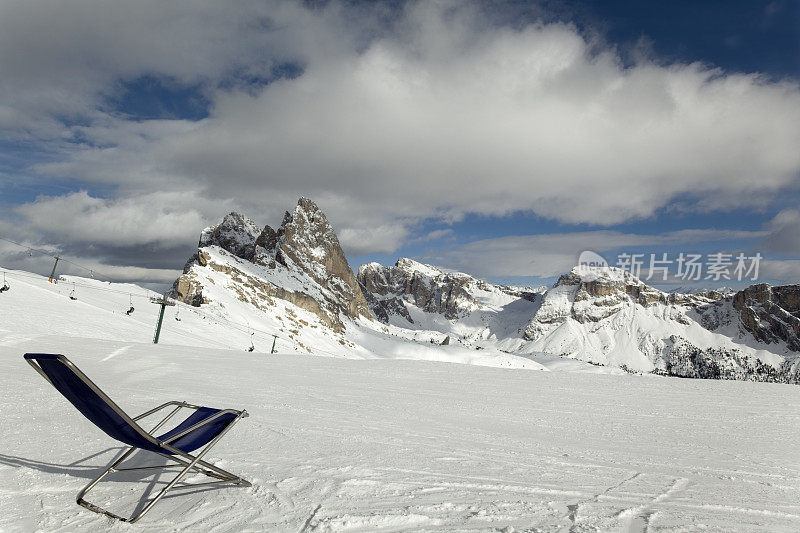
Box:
[253,197,371,321]
[358,258,495,323]
[198,212,262,261]
[173,198,372,331]
[560,266,666,306]
[562,266,717,307]
[732,283,800,351]
[525,266,718,342]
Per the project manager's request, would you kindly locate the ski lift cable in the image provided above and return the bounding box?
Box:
[3,268,295,341]
[0,269,278,339]
[0,268,277,338]
[0,236,304,342]
[0,269,153,299]
[0,235,109,279]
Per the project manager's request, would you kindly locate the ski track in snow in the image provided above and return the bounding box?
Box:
[100,344,133,362]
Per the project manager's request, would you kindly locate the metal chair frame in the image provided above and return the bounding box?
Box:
[25,354,251,523]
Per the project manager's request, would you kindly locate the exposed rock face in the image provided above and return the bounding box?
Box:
[559,270,718,310]
[199,212,262,261]
[524,268,707,337]
[171,198,372,332]
[172,250,213,306]
[658,336,799,384]
[254,198,371,321]
[357,259,484,322]
[501,286,546,302]
[732,284,800,351]
[361,289,413,324]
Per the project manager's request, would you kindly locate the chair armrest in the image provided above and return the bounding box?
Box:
[134,401,201,421]
[160,409,246,444]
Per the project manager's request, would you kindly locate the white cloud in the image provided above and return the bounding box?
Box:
[763,209,800,255]
[0,0,302,136]
[0,232,180,285]
[2,0,800,266]
[15,191,209,248]
[155,1,800,229]
[422,229,768,278]
[760,259,800,284]
[416,228,455,243]
[338,224,410,255]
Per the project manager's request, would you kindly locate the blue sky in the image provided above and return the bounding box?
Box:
[0,0,798,289]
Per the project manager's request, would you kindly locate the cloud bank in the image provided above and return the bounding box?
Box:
[1,0,799,282]
[421,229,769,279]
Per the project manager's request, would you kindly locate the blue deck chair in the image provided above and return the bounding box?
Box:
[24,353,251,523]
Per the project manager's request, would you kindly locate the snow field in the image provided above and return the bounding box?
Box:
[1,336,799,531]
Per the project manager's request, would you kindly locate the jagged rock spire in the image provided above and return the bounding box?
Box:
[198,212,262,261]
[254,197,371,320]
[173,198,372,330]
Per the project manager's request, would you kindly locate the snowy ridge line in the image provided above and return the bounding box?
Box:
[0,268,156,299]
[0,268,323,356]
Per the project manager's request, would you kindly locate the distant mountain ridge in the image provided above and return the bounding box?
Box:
[357,258,545,324]
[170,198,800,383]
[520,267,799,381]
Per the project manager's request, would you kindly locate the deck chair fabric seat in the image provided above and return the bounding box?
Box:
[156,407,238,453]
[24,352,250,523]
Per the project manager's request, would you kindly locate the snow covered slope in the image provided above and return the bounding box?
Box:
[357,258,547,343]
[514,267,800,382]
[0,265,549,370]
[14,197,794,383]
[1,337,799,531]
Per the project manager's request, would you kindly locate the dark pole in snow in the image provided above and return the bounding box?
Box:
[48,256,60,283]
[153,302,166,344]
[270,334,278,354]
[150,294,175,344]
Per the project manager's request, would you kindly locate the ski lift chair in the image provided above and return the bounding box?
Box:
[23,353,251,523]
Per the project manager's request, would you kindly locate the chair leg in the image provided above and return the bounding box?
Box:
[76,446,138,521]
[75,416,250,523]
[162,453,251,486]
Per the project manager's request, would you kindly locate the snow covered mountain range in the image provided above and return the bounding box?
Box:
[167,198,800,384]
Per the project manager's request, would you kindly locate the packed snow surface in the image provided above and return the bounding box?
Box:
[2,339,799,532]
[1,269,800,531]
